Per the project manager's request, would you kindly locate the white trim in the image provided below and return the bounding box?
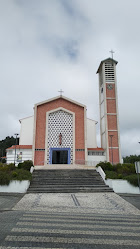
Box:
[19,115,34,123]
[35,96,86,109]
[98,73,102,149]
[84,106,87,161]
[32,105,37,164]
[45,107,75,165]
[96,166,106,182]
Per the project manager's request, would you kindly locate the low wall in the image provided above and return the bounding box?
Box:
[0,181,30,193]
[106,179,140,194]
[96,166,140,194]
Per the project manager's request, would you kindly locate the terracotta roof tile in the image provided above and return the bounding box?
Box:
[6,145,32,150]
[88,148,104,151]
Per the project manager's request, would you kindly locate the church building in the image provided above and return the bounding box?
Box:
[6,58,122,166]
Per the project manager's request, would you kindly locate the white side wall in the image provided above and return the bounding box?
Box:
[7,149,32,165]
[19,116,34,145]
[87,155,106,162]
[87,119,97,148]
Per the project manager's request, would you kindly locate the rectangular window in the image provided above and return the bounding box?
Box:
[88,151,104,156]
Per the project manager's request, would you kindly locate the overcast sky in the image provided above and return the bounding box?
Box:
[0,0,140,157]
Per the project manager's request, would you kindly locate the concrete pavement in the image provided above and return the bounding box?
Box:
[0,192,140,248]
[119,193,140,210]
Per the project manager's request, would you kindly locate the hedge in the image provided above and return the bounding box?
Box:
[96,161,140,187]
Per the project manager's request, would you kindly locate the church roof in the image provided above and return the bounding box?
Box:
[7,145,32,150]
[35,95,86,108]
[96,57,118,74]
[88,148,104,151]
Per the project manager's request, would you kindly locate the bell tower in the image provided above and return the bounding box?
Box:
[97,58,121,164]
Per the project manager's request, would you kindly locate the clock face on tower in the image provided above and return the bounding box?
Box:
[107,84,113,90]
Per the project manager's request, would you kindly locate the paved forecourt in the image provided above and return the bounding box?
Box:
[0,192,140,249]
[12,192,140,215]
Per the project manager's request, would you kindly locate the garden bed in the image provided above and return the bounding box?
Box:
[96,162,139,187]
[96,162,140,194]
[0,161,33,186]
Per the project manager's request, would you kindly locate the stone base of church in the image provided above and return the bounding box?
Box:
[34,164,96,170]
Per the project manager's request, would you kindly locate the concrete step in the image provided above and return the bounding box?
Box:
[28,188,114,193]
[32,170,99,175]
[30,177,103,182]
[29,184,109,188]
[30,182,105,186]
[28,169,113,193]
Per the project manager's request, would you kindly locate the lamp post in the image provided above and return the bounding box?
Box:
[109,135,114,165]
[137,142,140,191]
[14,133,19,165]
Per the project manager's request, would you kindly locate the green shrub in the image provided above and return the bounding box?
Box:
[124,174,140,187]
[12,171,18,178]
[1,158,6,163]
[18,160,33,171]
[118,174,123,179]
[113,163,122,173]
[0,162,32,185]
[116,163,135,175]
[0,163,16,172]
[105,170,118,179]
[17,163,23,169]
[7,163,16,171]
[13,169,32,181]
[96,161,113,171]
[0,162,4,168]
[0,171,10,185]
[0,165,9,172]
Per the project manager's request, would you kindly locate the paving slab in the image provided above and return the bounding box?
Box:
[13,192,140,215]
[0,193,140,248]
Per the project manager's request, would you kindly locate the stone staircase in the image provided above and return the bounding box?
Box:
[27,169,113,193]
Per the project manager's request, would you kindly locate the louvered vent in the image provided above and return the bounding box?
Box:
[105,61,115,83]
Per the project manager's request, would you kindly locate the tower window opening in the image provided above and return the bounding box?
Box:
[105,62,115,83]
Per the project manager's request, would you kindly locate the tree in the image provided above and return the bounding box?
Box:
[123,155,140,164]
[0,136,19,158]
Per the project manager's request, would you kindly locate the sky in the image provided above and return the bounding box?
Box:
[0,0,140,157]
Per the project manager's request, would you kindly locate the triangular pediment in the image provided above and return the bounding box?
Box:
[35,95,86,108]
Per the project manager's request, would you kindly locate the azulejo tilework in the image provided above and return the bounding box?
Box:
[47,110,73,164]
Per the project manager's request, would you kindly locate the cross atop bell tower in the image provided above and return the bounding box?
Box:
[109,50,115,59]
[97,58,121,164]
